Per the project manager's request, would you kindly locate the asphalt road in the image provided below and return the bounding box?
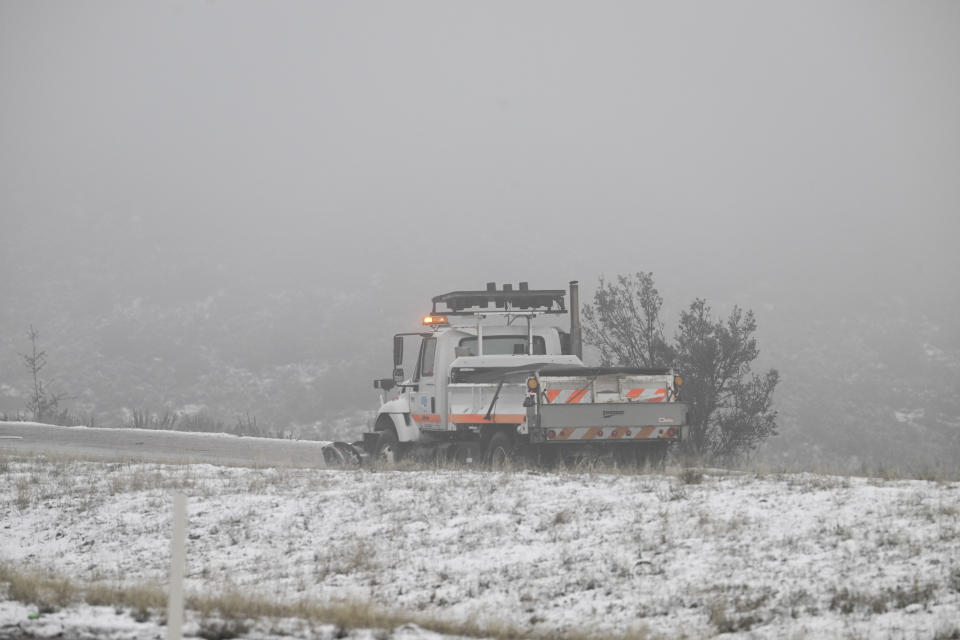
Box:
[0,421,330,468]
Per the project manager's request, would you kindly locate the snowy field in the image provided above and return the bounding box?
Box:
[2,453,960,639]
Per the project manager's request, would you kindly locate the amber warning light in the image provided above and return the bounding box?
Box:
[422,315,449,326]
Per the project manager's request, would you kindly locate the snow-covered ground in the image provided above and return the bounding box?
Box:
[2,453,959,639]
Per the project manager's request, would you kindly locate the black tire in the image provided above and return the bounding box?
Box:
[322,444,347,466]
[375,429,400,466]
[485,431,515,469]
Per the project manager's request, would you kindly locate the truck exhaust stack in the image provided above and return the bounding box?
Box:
[569,280,583,360]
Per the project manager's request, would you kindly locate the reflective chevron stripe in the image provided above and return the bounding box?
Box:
[624,388,668,402]
[551,426,677,441]
[543,388,591,404]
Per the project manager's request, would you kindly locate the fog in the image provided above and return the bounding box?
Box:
[2,2,958,467]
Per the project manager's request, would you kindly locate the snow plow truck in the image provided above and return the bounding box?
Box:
[360,281,688,468]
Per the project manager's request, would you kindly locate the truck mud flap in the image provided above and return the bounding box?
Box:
[532,402,687,443]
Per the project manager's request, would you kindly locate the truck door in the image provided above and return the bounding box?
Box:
[413,336,441,429]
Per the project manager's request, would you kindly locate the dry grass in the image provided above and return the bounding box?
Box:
[0,564,77,614]
[0,562,657,640]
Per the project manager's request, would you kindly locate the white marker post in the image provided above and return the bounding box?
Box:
[167,493,187,640]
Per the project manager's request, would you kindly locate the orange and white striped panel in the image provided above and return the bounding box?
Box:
[547,426,678,441]
[413,413,527,425]
[542,388,592,404]
[624,387,668,402]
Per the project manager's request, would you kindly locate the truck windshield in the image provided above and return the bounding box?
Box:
[458,336,546,356]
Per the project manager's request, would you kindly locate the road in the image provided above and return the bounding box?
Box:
[0,421,330,468]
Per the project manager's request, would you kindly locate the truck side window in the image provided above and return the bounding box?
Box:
[458,336,546,355]
[418,338,437,379]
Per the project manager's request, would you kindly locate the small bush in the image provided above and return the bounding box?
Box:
[42,407,96,428]
[657,484,687,502]
[128,409,178,430]
[179,412,227,433]
[679,467,704,484]
[708,600,762,633]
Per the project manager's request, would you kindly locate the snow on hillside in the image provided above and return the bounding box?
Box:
[2,455,960,639]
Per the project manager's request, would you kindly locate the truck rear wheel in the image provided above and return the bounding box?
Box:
[485,431,515,469]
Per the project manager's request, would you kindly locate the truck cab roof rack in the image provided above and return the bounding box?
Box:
[431,282,567,315]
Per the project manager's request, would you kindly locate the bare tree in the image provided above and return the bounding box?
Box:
[21,325,66,423]
[582,277,779,461]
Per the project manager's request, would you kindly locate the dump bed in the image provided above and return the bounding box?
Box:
[530,368,686,443]
[445,360,686,443]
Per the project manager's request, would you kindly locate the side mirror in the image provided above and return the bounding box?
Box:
[393,366,404,382]
[374,378,396,391]
[393,335,404,368]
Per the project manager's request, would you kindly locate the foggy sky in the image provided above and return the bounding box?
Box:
[2,1,959,324]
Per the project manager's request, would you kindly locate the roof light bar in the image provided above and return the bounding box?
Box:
[431,282,566,316]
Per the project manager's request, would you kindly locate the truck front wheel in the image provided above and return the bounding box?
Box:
[375,429,400,466]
